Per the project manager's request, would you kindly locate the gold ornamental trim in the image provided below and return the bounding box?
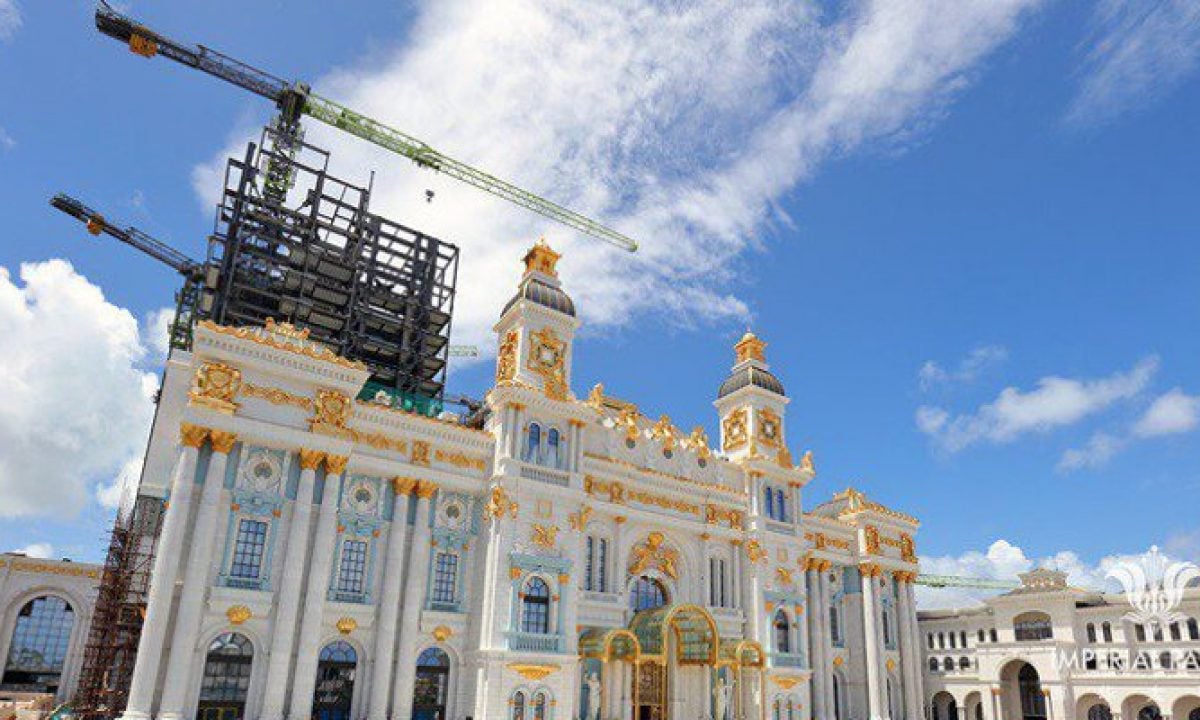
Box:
[414,481,439,500]
[392,477,419,495]
[225,605,252,626]
[198,319,367,370]
[209,430,238,454]
[769,676,802,690]
[507,663,560,681]
[241,383,313,411]
[189,362,242,415]
[298,448,325,471]
[432,625,453,642]
[335,617,357,635]
[180,423,208,448]
[325,454,350,475]
[434,448,486,471]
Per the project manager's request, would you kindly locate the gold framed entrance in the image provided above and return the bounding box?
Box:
[579,604,766,720]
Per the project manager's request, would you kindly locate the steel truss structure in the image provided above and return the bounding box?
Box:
[207,127,459,402]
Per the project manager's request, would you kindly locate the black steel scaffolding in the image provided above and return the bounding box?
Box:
[203,126,459,402]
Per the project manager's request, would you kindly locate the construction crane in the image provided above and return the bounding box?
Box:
[50,192,204,350]
[93,2,639,253]
[915,574,1019,590]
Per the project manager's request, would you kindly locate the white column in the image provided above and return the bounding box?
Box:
[287,456,347,720]
[260,450,323,720]
[157,430,238,720]
[818,565,836,718]
[563,528,585,653]
[897,575,922,720]
[392,483,436,720]
[117,425,206,720]
[861,566,884,720]
[367,478,414,720]
[806,566,826,720]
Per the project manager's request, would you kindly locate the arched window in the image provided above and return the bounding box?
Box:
[1086,705,1112,720]
[523,423,542,463]
[832,674,843,720]
[944,656,954,672]
[521,578,551,634]
[989,628,998,643]
[829,602,842,645]
[929,657,939,672]
[1018,664,1046,720]
[314,641,356,720]
[882,606,893,647]
[1138,706,1162,720]
[1102,621,1113,642]
[775,488,787,521]
[958,656,970,671]
[545,428,561,468]
[532,691,548,720]
[927,633,935,649]
[412,648,450,720]
[978,629,985,643]
[1189,617,1200,640]
[1170,622,1182,641]
[196,632,253,720]
[773,610,791,653]
[709,557,728,608]
[1188,709,1200,720]
[764,487,775,518]
[511,690,526,720]
[960,631,968,648]
[1014,612,1053,641]
[1086,623,1096,643]
[949,632,956,649]
[1,596,75,694]
[938,632,945,649]
[585,536,609,592]
[1158,651,1172,669]
[1135,624,1147,642]
[630,576,669,612]
[773,697,783,720]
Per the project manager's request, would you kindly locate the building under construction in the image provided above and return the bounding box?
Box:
[67,127,459,720]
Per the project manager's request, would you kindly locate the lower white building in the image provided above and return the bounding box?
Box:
[919,568,1200,720]
[113,240,926,720]
[0,553,101,703]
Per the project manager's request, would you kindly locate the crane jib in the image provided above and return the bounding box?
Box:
[95,1,638,252]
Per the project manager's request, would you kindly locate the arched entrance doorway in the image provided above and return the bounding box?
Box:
[196,633,253,720]
[931,691,957,720]
[412,647,451,720]
[313,641,356,720]
[1000,661,1046,720]
[579,605,759,720]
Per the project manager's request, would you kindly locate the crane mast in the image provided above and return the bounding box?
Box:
[94,2,639,252]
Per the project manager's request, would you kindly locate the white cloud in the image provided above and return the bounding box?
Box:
[1067,0,1200,125]
[141,306,175,362]
[916,356,1157,452]
[1057,431,1126,472]
[9,542,54,559]
[1133,387,1200,437]
[0,0,20,43]
[0,126,14,151]
[916,539,1184,609]
[919,344,1007,391]
[195,0,1044,359]
[0,260,157,518]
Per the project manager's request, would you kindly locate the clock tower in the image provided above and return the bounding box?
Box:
[713,331,791,466]
[493,238,580,400]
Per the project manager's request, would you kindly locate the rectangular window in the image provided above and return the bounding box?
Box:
[585,536,594,592]
[598,538,608,592]
[336,539,368,594]
[432,552,458,603]
[230,519,268,579]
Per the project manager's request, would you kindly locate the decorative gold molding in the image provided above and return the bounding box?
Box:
[568,505,593,532]
[299,448,325,471]
[209,430,238,454]
[392,477,419,495]
[335,617,357,635]
[415,480,439,499]
[531,524,559,549]
[484,485,518,519]
[649,415,680,451]
[496,330,518,384]
[241,383,313,411]
[834,487,918,525]
[769,676,802,690]
[198,319,366,370]
[704,504,744,530]
[722,408,748,452]
[507,662,560,681]
[180,423,208,448]
[325,454,349,475]
[628,531,679,580]
[527,326,570,401]
[745,540,767,565]
[432,625,453,642]
[189,362,242,414]
[411,440,431,467]
[355,430,407,455]
[226,605,251,626]
[434,448,486,471]
[310,390,353,437]
[735,331,766,364]
[864,525,881,555]
[5,561,99,579]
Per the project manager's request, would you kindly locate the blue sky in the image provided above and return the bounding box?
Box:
[0,0,1197,605]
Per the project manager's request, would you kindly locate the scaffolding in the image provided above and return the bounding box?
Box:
[203,126,459,402]
[72,495,164,720]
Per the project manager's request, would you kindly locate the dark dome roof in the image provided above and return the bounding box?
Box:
[717,365,785,399]
[502,277,576,317]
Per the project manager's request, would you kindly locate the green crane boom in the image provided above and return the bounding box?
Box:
[93,2,638,253]
[915,574,1019,590]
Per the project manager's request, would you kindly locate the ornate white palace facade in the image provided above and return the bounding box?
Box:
[919,568,1200,720]
[117,241,924,720]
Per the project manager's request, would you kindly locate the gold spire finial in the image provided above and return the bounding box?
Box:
[734,330,766,364]
[522,237,561,277]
